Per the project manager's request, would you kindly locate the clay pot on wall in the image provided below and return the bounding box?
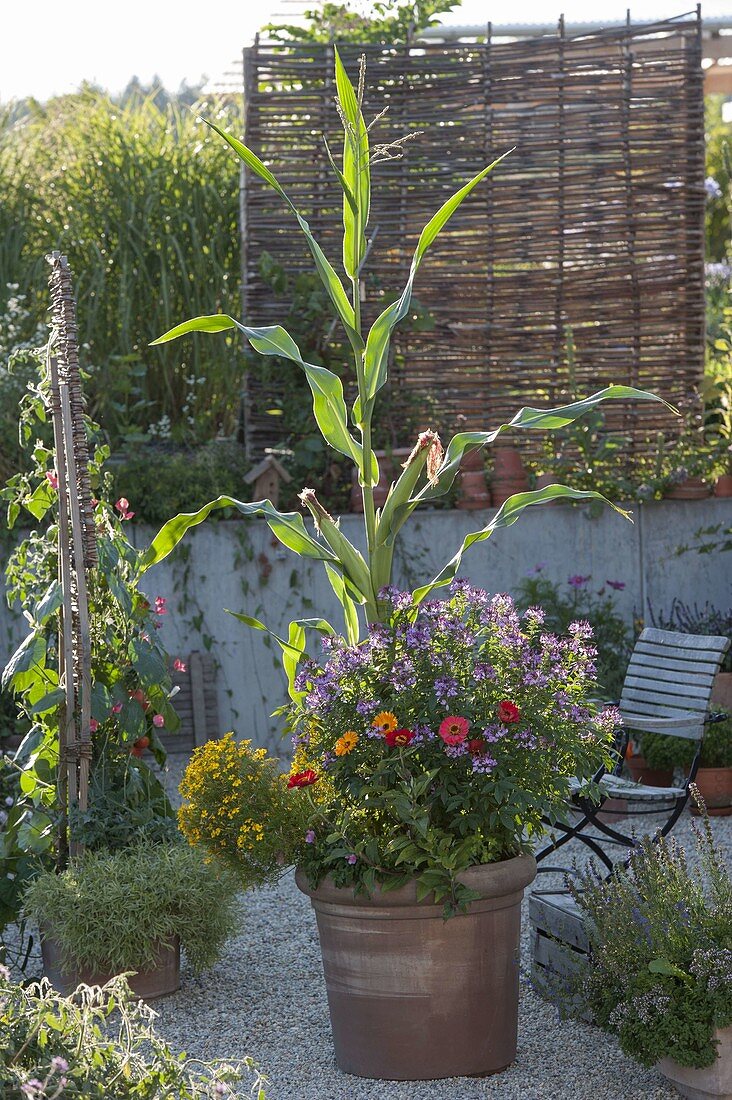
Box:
[664,476,712,500]
[490,447,529,508]
[296,854,537,1080]
[714,474,732,498]
[712,672,732,712]
[41,932,180,1001]
[457,449,491,510]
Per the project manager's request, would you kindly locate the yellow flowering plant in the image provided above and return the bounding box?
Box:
[178,734,311,885]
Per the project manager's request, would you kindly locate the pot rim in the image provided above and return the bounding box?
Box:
[295,851,536,908]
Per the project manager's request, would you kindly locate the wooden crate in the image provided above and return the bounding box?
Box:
[158,651,219,754]
[529,890,592,1021]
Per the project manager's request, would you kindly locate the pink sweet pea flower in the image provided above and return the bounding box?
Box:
[173,658,187,673]
[114,497,135,520]
[89,718,99,733]
[45,471,59,489]
[111,702,123,714]
[152,714,165,728]
[154,596,167,615]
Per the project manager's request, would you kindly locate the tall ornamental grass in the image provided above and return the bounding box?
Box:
[0,91,242,444]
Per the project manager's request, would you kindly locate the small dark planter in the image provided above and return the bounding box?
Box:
[297,854,536,1080]
[625,755,673,787]
[40,932,180,1001]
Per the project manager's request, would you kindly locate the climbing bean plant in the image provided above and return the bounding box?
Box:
[143,51,668,694]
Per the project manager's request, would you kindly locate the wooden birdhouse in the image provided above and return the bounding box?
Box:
[244,452,292,506]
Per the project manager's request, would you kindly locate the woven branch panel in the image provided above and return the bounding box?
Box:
[242,14,704,460]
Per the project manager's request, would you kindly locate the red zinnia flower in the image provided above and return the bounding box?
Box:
[385,727,414,748]
[439,716,470,746]
[287,769,319,789]
[467,738,486,756]
[497,700,520,724]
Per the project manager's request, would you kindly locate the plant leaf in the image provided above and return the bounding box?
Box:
[139,496,335,572]
[356,151,511,421]
[334,47,370,281]
[412,485,630,604]
[325,563,360,644]
[196,116,363,355]
[152,315,376,482]
[225,611,335,701]
[415,386,676,503]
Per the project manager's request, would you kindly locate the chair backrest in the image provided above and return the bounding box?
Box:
[620,627,730,740]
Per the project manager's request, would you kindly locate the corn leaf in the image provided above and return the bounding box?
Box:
[412,486,631,604]
[139,496,335,572]
[325,563,360,644]
[334,47,370,280]
[225,612,335,700]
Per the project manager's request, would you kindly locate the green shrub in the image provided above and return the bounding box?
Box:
[111,441,251,525]
[641,731,696,772]
[701,717,732,769]
[24,844,239,975]
[0,970,265,1099]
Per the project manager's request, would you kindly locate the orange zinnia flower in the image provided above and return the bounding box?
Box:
[372,711,398,733]
[335,730,359,756]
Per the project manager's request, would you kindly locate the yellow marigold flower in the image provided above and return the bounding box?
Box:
[372,711,398,734]
[335,730,359,756]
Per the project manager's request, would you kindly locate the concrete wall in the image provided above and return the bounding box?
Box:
[2,499,730,754]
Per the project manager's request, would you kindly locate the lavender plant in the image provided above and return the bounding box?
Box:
[142,51,667,691]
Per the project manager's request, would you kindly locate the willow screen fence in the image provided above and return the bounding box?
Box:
[240,12,704,462]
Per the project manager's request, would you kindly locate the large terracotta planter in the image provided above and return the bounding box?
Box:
[626,754,673,787]
[40,932,180,1001]
[690,767,732,817]
[491,447,529,508]
[712,672,732,712]
[296,853,537,1080]
[658,1024,732,1099]
[457,449,491,510]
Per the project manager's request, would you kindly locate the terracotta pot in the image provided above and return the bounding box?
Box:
[658,1023,732,1099]
[457,449,491,510]
[690,767,732,817]
[714,474,732,498]
[296,853,537,1080]
[625,755,673,787]
[712,672,732,712]
[492,447,525,479]
[665,476,711,500]
[41,932,180,1001]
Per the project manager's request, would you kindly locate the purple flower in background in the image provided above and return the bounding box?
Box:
[568,620,594,640]
[356,699,377,717]
[524,606,546,626]
[706,261,732,287]
[473,662,497,682]
[346,853,358,865]
[51,1057,69,1074]
[434,676,459,705]
[471,753,497,774]
[606,579,626,591]
[527,562,547,575]
[568,574,591,589]
[305,829,316,844]
[705,175,723,200]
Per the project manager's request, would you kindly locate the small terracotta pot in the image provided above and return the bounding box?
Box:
[690,767,732,817]
[625,755,673,787]
[41,933,180,1001]
[712,672,732,712]
[297,853,537,1080]
[714,474,732,498]
[492,446,525,478]
[658,1023,732,1099]
[665,476,711,500]
[457,449,491,510]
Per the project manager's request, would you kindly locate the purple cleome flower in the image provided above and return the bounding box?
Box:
[568,574,591,589]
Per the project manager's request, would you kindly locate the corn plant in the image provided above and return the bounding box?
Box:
[142,51,668,691]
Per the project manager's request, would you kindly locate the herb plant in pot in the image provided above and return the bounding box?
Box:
[144,49,667,1081]
[24,843,239,999]
[569,798,732,1099]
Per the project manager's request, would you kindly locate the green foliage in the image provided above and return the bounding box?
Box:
[0,90,242,447]
[569,807,732,1069]
[111,441,251,526]
[264,0,460,45]
[514,570,632,701]
[700,718,732,769]
[705,96,731,263]
[0,348,184,940]
[640,731,696,772]
[23,843,239,975]
[179,733,312,886]
[0,971,265,1099]
[286,585,616,913]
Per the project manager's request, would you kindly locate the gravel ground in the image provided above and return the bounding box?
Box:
[151,761,729,1100]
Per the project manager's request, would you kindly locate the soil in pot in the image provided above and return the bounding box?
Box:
[40,933,180,1000]
[297,853,537,1080]
[690,767,732,817]
[626,755,673,787]
[658,1024,732,1099]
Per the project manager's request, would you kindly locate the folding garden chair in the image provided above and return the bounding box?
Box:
[535,627,731,875]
